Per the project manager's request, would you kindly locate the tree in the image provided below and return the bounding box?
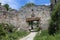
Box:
[24,3,35,7]
[3,4,9,11]
[0,3,1,6]
[48,2,60,35]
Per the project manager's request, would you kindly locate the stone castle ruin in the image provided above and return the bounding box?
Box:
[0,3,51,31]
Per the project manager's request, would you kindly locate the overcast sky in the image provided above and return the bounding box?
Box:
[0,0,50,10]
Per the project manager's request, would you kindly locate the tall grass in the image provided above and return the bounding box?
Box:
[0,23,30,40]
[34,30,60,40]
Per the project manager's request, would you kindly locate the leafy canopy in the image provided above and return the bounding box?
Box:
[3,4,10,11]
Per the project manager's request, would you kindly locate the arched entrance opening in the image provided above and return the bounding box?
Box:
[26,17,40,31]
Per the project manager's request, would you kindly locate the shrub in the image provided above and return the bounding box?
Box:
[48,2,60,35]
[34,30,60,40]
[0,23,29,40]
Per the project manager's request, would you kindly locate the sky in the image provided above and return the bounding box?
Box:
[0,0,50,10]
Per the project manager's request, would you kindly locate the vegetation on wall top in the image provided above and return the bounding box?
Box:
[22,3,36,8]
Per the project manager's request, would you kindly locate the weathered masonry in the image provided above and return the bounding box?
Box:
[0,3,51,31]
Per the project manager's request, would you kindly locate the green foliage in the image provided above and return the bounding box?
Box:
[24,3,35,7]
[3,4,10,11]
[0,23,14,36]
[0,3,1,5]
[0,23,29,40]
[34,30,60,40]
[48,20,59,35]
[48,2,60,35]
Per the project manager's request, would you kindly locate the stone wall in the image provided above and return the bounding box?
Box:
[0,5,51,30]
[18,5,51,30]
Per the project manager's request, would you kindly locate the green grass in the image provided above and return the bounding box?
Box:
[34,30,60,40]
[0,23,30,40]
[0,29,30,40]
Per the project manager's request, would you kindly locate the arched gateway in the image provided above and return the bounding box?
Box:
[26,17,40,31]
